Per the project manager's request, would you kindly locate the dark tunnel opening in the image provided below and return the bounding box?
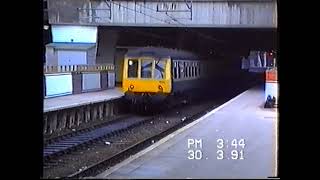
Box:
[112,27,276,97]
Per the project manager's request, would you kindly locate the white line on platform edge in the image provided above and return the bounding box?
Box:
[275,111,278,177]
[95,89,250,178]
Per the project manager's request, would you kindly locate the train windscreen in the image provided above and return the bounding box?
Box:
[141,59,153,78]
[128,59,138,78]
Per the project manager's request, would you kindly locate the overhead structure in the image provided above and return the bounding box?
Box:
[47,0,277,28]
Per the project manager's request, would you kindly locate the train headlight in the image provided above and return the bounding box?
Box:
[130,85,134,90]
[158,85,163,91]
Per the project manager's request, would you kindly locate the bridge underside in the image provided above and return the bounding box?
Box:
[109,27,276,59]
[48,0,277,28]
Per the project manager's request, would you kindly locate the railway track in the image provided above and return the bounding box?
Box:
[43,115,154,161]
[68,103,217,178]
[43,98,224,178]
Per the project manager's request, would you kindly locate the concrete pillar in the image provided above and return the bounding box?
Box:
[43,114,48,134]
[92,104,98,121]
[113,101,119,115]
[72,72,82,94]
[96,29,118,65]
[115,49,127,85]
[100,71,108,90]
[85,106,91,123]
[108,71,115,88]
[58,111,67,131]
[98,103,104,120]
[110,102,114,117]
[48,112,58,134]
[76,107,83,126]
[45,46,58,66]
[68,109,76,128]
[104,103,110,118]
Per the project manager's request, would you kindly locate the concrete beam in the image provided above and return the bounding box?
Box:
[48,0,277,28]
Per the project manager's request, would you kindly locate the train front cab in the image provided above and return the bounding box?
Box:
[122,56,172,104]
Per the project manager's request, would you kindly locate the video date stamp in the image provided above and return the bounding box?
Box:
[216,138,246,160]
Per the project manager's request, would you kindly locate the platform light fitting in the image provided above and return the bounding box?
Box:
[129,60,133,66]
[43,25,49,30]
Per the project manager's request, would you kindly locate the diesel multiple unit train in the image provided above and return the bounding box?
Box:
[122,47,216,112]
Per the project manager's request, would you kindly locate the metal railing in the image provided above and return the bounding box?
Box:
[44,64,114,74]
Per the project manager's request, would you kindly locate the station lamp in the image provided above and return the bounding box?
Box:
[44,25,49,30]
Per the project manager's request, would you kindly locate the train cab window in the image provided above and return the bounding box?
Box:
[154,60,166,79]
[141,59,153,78]
[128,59,138,78]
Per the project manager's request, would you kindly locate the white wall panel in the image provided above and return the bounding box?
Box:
[52,25,97,43]
[45,73,72,97]
[82,73,101,91]
[57,50,87,65]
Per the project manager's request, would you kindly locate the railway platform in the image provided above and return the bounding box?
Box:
[43,88,125,135]
[96,85,278,179]
[44,88,124,113]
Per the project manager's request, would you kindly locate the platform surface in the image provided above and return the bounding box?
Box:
[44,88,124,113]
[96,86,278,179]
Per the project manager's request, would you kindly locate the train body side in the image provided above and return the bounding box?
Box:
[170,59,211,97]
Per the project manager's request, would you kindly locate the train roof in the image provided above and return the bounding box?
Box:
[125,47,199,60]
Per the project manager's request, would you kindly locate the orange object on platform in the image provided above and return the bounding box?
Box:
[266,69,277,82]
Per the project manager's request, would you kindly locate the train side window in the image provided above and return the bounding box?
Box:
[128,59,138,78]
[185,63,187,78]
[192,65,194,77]
[191,63,194,77]
[196,62,199,77]
[180,61,184,78]
[184,62,187,78]
[176,62,179,79]
[188,64,192,78]
[195,63,198,77]
[187,62,190,78]
[177,62,180,79]
[173,62,177,79]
